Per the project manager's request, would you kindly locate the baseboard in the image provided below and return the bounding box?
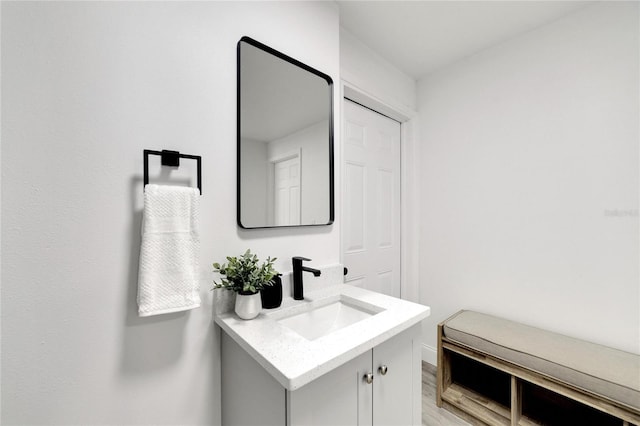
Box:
[422,343,437,366]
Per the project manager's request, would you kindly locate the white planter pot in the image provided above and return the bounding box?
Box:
[235,292,262,320]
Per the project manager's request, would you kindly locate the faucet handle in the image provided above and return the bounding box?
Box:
[292,256,312,262]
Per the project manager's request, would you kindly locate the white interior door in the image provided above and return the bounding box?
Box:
[342,99,401,297]
[274,155,301,226]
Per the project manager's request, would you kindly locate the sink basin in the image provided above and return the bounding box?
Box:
[276,296,383,340]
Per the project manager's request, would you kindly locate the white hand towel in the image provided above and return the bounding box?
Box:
[137,184,201,317]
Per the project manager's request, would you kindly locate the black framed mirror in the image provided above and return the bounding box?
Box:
[237,36,334,229]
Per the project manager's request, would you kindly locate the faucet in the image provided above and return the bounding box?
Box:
[292,256,321,300]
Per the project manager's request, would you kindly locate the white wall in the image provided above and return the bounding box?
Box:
[340,27,417,113]
[1,2,340,424]
[418,1,639,363]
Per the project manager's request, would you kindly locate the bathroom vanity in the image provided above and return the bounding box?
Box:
[215,284,430,425]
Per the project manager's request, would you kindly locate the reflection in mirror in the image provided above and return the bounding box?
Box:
[238,37,334,229]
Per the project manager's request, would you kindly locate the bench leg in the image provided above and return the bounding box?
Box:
[511,376,522,426]
[436,324,451,408]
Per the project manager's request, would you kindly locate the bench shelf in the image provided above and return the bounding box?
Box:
[437,318,640,426]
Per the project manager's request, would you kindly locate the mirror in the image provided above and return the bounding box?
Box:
[237,36,334,229]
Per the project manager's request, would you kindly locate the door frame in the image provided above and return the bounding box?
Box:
[339,80,420,304]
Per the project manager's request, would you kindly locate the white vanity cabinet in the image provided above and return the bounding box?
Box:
[221,323,422,426]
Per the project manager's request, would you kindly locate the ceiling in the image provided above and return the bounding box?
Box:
[337,1,595,79]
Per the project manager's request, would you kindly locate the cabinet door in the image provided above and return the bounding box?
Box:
[373,325,421,426]
[288,350,372,426]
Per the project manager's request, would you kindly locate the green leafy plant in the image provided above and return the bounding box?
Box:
[213,249,279,295]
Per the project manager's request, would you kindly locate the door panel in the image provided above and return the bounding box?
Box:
[343,99,401,297]
[345,161,366,252]
[274,156,301,226]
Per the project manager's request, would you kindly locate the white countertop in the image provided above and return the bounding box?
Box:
[214,284,430,391]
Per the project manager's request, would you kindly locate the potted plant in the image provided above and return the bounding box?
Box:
[213,249,279,320]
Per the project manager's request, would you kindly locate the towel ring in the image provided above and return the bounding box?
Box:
[143,149,202,194]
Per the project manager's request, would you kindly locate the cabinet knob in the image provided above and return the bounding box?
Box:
[364,372,374,384]
[378,365,388,375]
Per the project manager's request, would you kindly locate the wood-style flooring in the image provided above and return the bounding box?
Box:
[422,362,471,426]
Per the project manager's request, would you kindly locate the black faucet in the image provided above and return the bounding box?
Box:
[292,256,321,300]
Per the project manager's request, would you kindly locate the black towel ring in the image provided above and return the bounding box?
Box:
[143,149,202,194]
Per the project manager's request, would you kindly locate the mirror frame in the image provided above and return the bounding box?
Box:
[236,36,334,229]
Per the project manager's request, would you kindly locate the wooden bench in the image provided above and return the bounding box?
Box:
[436,310,640,426]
